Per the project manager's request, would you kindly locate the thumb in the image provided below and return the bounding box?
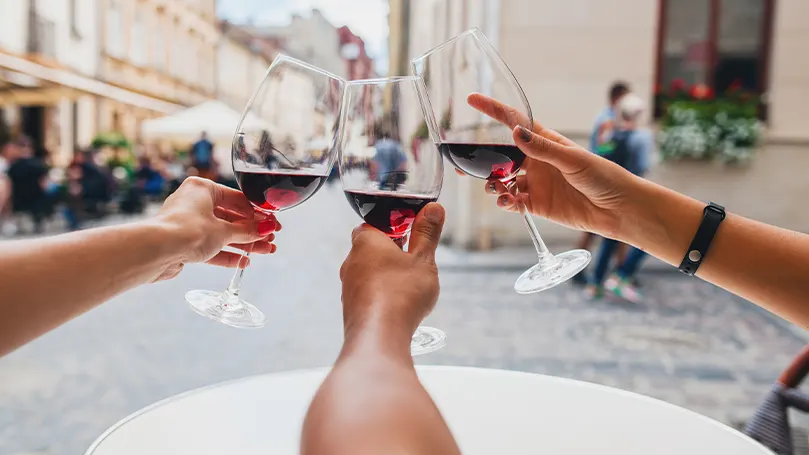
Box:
[409,203,445,260]
[513,125,587,175]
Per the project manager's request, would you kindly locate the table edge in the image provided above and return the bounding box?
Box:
[84,365,773,455]
[84,366,333,455]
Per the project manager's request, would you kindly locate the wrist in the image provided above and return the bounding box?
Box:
[618,178,704,266]
[139,216,192,265]
[342,307,417,359]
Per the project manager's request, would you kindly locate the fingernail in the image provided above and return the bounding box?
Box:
[258,220,275,236]
[486,181,497,194]
[517,125,532,143]
[424,203,444,223]
[497,194,510,207]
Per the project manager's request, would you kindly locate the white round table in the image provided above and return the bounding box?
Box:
[86,366,771,455]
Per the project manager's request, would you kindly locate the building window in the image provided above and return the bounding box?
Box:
[656,0,774,118]
[152,15,165,71]
[170,24,183,77]
[69,0,81,39]
[131,10,146,65]
[106,0,124,57]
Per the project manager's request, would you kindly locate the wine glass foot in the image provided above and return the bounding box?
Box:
[185,289,267,329]
[411,326,447,356]
[514,249,592,295]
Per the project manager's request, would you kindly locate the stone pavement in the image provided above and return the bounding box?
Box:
[0,183,807,455]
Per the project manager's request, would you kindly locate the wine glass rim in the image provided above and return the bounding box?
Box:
[347,75,422,85]
[272,53,346,81]
[411,27,483,64]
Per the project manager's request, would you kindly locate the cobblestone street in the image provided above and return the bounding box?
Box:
[0,184,806,455]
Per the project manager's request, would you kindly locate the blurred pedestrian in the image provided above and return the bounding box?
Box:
[0,141,16,235]
[572,81,631,286]
[587,93,654,303]
[134,155,165,199]
[161,152,185,196]
[7,137,49,234]
[372,126,406,190]
[63,159,85,231]
[190,131,216,181]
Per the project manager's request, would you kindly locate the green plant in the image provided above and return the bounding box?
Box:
[440,108,452,131]
[658,81,761,163]
[412,120,430,141]
[91,131,132,150]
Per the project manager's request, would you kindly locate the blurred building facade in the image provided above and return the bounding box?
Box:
[216,21,280,111]
[0,0,221,165]
[246,9,346,79]
[399,0,809,248]
[97,0,218,140]
[338,26,375,81]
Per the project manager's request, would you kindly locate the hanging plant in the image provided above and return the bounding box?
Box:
[658,80,762,163]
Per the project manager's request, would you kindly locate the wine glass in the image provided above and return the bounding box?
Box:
[338,76,447,355]
[185,55,345,328]
[412,28,591,294]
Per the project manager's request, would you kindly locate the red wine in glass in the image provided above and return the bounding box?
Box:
[439,142,526,180]
[344,190,437,238]
[235,170,327,212]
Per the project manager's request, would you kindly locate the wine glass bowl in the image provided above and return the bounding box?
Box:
[186,55,345,328]
[412,28,591,294]
[338,76,447,355]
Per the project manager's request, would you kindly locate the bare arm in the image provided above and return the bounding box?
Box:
[623,179,809,327]
[0,177,278,357]
[302,318,459,455]
[468,93,809,329]
[301,204,461,455]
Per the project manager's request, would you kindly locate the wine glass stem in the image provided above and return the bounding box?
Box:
[221,249,252,310]
[226,253,250,296]
[504,178,556,266]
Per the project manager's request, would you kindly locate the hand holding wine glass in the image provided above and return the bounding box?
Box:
[153,176,279,282]
[340,202,445,341]
[338,76,447,355]
[185,55,345,328]
[412,28,591,294]
[467,93,638,240]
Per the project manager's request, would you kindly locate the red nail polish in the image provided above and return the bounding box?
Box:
[258,220,275,236]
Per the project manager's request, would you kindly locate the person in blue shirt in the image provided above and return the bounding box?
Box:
[572,81,631,285]
[372,128,406,190]
[190,131,216,180]
[587,93,653,303]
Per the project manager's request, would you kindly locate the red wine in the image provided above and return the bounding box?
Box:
[439,142,526,180]
[344,190,437,237]
[236,170,326,211]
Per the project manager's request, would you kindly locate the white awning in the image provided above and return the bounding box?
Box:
[0,52,182,114]
[141,100,273,143]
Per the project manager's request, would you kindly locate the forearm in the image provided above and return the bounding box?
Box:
[620,178,809,327]
[301,319,461,455]
[0,221,182,356]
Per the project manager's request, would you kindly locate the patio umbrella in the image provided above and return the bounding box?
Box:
[141,100,273,143]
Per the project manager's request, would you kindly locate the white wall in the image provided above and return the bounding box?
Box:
[768,0,809,141]
[0,0,29,54]
[498,0,658,135]
[36,0,100,76]
[217,37,257,109]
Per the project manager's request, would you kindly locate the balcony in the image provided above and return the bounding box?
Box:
[27,15,56,59]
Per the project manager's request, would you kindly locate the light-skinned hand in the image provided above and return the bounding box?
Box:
[151,177,282,281]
